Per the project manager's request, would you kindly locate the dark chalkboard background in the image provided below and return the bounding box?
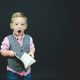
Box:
[0,0,79,80]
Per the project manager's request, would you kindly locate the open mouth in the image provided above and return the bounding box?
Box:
[18,30,21,33]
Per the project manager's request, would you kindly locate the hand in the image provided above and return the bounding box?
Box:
[28,48,35,58]
[28,52,34,58]
[8,51,16,57]
[0,50,16,57]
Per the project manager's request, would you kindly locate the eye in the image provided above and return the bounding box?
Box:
[21,24,24,25]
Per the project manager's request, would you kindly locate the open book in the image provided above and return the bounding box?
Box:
[16,52,36,69]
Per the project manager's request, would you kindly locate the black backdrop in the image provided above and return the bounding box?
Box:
[0,0,78,80]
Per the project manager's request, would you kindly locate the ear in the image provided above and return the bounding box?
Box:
[24,26,27,30]
[24,24,27,30]
[10,23,13,29]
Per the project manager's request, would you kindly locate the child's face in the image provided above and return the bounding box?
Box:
[10,17,27,36]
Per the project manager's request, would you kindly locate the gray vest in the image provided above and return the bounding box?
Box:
[7,34,30,72]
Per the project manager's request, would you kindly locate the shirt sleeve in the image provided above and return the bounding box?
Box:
[1,37,10,50]
[29,36,35,51]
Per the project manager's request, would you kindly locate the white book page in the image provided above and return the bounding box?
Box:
[16,52,36,69]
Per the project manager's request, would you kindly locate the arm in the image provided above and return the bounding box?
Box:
[28,36,35,58]
[0,37,16,57]
[29,47,35,58]
[1,50,16,57]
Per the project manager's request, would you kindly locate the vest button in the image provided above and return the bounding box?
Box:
[21,50,23,52]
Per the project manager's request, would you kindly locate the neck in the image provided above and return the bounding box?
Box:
[13,32,23,37]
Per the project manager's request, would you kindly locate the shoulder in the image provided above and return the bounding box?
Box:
[7,34,13,38]
[2,34,12,41]
[25,34,32,38]
[3,34,13,42]
[24,34,34,42]
[1,36,9,45]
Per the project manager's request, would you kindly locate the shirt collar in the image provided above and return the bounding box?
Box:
[13,32,25,40]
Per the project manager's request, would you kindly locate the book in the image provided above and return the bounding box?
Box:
[16,52,36,69]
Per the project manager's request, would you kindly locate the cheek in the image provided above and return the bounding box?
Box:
[23,26,27,30]
[12,27,18,31]
[13,27,17,30]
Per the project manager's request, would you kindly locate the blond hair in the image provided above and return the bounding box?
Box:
[10,12,27,23]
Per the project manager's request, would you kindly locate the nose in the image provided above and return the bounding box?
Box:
[17,24,22,28]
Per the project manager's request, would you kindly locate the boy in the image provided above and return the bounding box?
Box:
[0,12,35,80]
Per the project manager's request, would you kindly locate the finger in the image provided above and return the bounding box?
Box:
[13,52,16,56]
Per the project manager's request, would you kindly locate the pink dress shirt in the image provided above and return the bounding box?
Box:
[1,33,35,76]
